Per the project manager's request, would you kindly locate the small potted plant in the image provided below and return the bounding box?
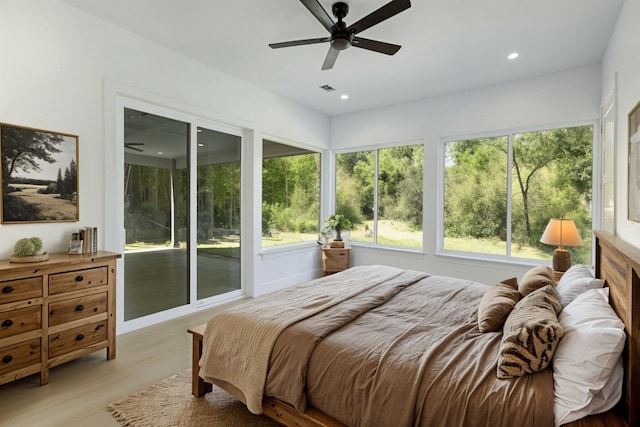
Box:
[10,237,49,263]
[322,214,352,247]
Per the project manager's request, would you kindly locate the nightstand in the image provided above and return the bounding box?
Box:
[321,247,350,276]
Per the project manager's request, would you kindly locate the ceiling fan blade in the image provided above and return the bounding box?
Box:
[347,0,411,34]
[269,37,330,49]
[352,37,401,55]
[300,0,335,32]
[125,145,144,153]
[322,47,340,70]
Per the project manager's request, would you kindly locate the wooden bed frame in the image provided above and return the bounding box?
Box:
[188,230,638,427]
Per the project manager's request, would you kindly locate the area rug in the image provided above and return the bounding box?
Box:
[108,370,281,426]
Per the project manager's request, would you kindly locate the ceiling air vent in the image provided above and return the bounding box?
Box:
[320,84,335,92]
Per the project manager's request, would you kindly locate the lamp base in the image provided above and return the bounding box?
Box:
[552,248,571,272]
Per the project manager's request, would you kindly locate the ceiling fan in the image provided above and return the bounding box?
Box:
[269,0,411,70]
[125,142,144,152]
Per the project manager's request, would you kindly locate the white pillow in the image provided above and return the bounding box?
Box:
[553,288,626,425]
[556,264,605,308]
[558,264,594,284]
[582,358,624,417]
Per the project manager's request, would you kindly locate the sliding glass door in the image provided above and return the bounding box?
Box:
[122,107,242,323]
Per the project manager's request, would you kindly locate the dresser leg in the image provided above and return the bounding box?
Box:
[40,367,49,386]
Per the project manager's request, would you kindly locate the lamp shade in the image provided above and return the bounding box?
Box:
[540,218,583,248]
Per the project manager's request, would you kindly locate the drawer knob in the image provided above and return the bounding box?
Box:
[75,275,84,282]
[1,319,13,328]
[76,334,85,341]
[2,286,13,294]
[75,304,84,312]
[2,355,12,364]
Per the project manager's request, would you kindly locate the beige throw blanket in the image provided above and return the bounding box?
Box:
[199,265,429,414]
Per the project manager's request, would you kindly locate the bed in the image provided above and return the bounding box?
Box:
[188,230,638,427]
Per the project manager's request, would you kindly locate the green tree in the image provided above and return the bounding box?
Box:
[1,126,62,193]
[444,138,508,240]
[443,125,593,262]
[262,152,320,235]
[61,159,77,200]
[511,127,592,240]
[56,168,63,194]
[336,151,374,223]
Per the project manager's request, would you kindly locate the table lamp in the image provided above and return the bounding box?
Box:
[540,218,583,272]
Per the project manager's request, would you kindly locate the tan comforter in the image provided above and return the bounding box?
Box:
[199,265,427,414]
[200,266,554,427]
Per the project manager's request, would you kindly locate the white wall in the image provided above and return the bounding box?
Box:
[331,65,602,284]
[0,1,329,296]
[1,0,628,296]
[601,0,640,248]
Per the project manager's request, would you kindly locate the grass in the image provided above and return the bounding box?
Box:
[126,234,241,258]
[126,220,575,263]
[444,236,550,259]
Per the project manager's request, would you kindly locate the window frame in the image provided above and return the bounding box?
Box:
[437,121,599,264]
[333,139,425,252]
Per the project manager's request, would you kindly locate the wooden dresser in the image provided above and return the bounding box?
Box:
[321,247,350,276]
[0,251,120,386]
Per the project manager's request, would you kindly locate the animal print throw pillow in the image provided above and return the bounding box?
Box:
[477,277,521,333]
[497,284,563,378]
[518,265,554,297]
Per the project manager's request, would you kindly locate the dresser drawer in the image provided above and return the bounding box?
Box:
[322,250,349,270]
[49,267,108,295]
[0,338,40,376]
[0,306,41,340]
[48,293,107,327]
[48,320,107,358]
[0,277,42,304]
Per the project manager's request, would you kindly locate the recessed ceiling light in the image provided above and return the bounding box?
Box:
[341,94,349,100]
[507,52,519,60]
[158,151,163,155]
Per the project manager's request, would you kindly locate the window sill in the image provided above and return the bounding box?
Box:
[435,249,551,269]
[259,241,320,259]
[350,242,425,256]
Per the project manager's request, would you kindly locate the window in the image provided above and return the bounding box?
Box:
[442,125,593,264]
[261,139,321,247]
[336,143,424,248]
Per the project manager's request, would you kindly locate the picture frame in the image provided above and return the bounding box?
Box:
[1,123,79,223]
[629,101,640,222]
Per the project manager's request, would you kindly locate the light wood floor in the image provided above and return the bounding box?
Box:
[0,298,247,427]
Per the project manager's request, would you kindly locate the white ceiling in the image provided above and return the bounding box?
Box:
[62,0,623,117]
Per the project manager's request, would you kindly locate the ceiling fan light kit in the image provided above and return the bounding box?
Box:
[269,0,411,70]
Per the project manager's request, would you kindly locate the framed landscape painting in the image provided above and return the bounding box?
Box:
[1,123,79,223]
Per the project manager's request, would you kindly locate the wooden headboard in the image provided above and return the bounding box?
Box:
[594,230,639,427]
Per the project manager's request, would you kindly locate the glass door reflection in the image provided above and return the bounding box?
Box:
[123,108,189,320]
[196,126,241,300]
